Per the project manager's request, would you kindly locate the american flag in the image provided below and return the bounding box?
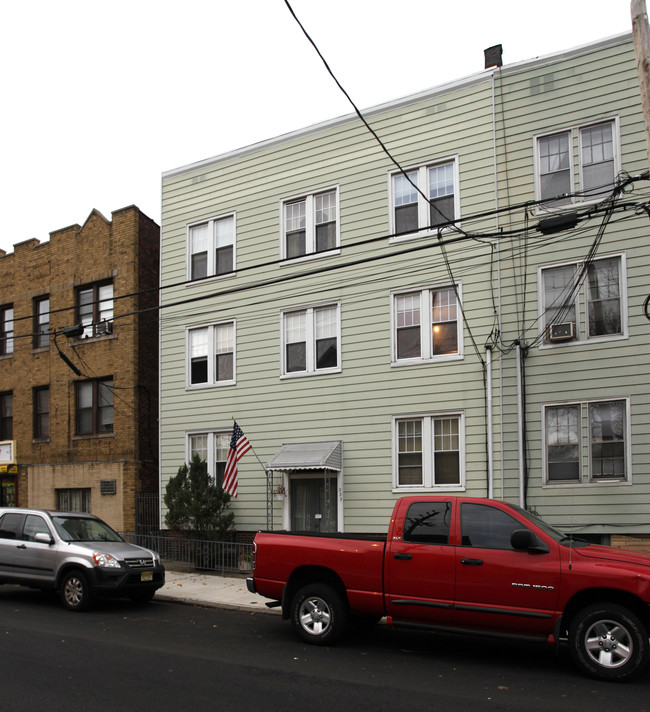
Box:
[222,421,252,497]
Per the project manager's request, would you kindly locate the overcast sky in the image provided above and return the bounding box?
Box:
[0,0,637,254]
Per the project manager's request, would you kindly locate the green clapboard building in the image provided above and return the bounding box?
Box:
[160,32,650,550]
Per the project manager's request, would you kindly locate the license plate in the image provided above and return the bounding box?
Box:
[141,571,153,582]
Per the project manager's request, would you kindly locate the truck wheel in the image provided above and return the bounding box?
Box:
[291,584,348,645]
[568,603,649,681]
[60,570,92,612]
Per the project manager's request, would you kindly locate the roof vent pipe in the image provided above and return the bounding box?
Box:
[484,44,503,69]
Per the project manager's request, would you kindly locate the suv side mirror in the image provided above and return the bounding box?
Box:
[35,532,54,545]
[511,529,549,554]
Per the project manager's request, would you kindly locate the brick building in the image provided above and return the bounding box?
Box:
[0,206,159,531]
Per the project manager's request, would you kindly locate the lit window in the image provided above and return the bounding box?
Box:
[393,286,461,363]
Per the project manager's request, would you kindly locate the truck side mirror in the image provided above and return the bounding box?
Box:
[35,532,54,545]
[511,529,549,553]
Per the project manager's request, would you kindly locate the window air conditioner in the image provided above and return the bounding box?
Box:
[95,320,113,336]
[549,322,575,342]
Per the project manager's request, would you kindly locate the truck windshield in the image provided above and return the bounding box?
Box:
[52,516,124,543]
[504,503,590,547]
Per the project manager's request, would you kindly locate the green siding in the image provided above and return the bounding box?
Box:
[160,32,650,536]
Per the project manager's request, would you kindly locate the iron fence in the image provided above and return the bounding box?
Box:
[121,531,253,575]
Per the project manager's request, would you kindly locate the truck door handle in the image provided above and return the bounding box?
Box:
[16,544,26,550]
[394,553,412,560]
[461,558,483,566]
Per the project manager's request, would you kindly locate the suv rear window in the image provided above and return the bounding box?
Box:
[0,512,23,539]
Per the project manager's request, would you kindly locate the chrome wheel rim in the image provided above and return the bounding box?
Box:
[584,619,633,669]
[298,596,332,636]
[63,576,84,608]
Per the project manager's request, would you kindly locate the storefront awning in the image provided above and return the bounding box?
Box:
[265,441,342,472]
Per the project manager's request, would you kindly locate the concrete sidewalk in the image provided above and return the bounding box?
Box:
[157,568,279,614]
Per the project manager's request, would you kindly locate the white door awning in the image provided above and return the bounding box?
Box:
[266,441,342,471]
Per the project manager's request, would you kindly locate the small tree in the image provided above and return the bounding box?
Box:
[164,454,235,540]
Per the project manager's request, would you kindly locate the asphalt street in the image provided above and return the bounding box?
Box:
[1,583,649,712]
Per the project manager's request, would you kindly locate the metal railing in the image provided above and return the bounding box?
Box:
[121,531,253,575]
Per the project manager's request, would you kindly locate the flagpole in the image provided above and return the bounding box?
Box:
[233,419,274,531]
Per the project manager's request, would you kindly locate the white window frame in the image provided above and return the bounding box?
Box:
[186,320,236,389]
[280,302,341,378]
[534,118,620,209]
[280,186,340,262]
[186,213,236,281]
[391,284,464,365]
[388,156,460,241]
[538,253,627,348]
[542,397,631,487]
[186,430,231,487]
[392,412,465,491]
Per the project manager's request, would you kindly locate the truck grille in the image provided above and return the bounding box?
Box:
[124,557,154,569]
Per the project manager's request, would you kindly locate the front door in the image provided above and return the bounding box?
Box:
[453,502,561,638]
[290,473,337,533]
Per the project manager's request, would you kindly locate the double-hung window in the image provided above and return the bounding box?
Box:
[390,158,458,238]
[188,431,230,488]
[77,282,113,338]
[188,214,235,280]
[282,304,340,376]
[187,321,235,387]
[33,386,50,440]
[536,120,618,205]
[544,399,629,484]
[282,188,339,260]
[75,378,113,435]
[540,254,625,345]
[0,305,14,356]
[392,286,462,363]
[0,392,12,440]
[33,296,50,348]
[394,413,464,489]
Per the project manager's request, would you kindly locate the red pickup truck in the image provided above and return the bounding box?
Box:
[246,496,650,681]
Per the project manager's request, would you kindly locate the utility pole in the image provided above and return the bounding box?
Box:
[632,0,650,166]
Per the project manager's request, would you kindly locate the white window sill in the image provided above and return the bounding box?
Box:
[280,367,341,380]
[186,380,236,391]
[280,248,340,267]
[538,333,628,350]
[391,353,463,367]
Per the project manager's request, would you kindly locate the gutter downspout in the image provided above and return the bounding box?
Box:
[486,347,494,498]
[516,343,525,508]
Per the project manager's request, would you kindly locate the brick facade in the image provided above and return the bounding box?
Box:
[0,206,159,531]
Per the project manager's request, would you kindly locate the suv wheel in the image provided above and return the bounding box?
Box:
[60,570,92,611]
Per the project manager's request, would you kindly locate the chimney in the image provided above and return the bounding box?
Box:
[484,44,503,69]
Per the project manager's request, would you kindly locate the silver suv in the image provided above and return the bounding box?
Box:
[0,508,165,610]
